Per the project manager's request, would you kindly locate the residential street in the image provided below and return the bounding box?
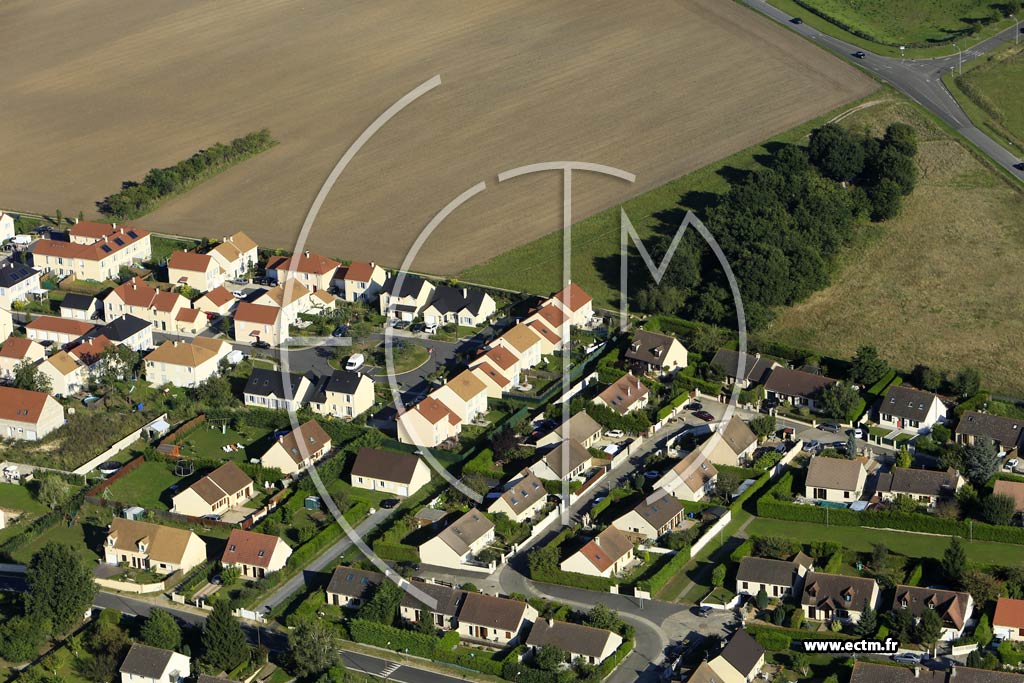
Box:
[744,0,1024,181]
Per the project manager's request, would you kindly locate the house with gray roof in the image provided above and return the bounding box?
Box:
[325,566,382,608]
[611,488,687,543]
[956,411,1024,452]
[736,555,812,599]
[399,581,467,631]
[526,618,623,666]
[457,592,538,646]
[119,643,190,683]
[875,467,964,508]
[624,330,688,375]
[710,349,779,389]
[877,385,947,434]
[891,584,974,641]
[709,630,765,683]
[800,571,879,623]
[764,367,837,413]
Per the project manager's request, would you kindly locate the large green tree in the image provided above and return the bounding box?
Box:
[850,345,889,386]
[289,617,341,678]
[13,359,52,393]
[914,606,943,648]
[201,599,248,671]
[808,123,865,181]
[819,382,860,421]
[982,494,1016,526]
[356,580,403,626]
[943,536,967,587]
[963,439,998,486]
[536,644,567,672]
[855,604,877,638]
[25,542,96,634]
[140,609,182,651]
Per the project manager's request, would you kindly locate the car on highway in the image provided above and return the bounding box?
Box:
[1006,458,1020,471]
[818,422,840,433]
[853,51,867,59]
[251,340,271,349]
[380,499,400,509]
[694,410,715,422]
[605,429,625,439]
[1015,162,1024,171]
[345,353,365,371]
[791,16,803,24]
[892,653,922,665]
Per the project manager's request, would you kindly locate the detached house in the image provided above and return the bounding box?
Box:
[548,282,593,327]
[334,261,387,303]
[0,336,44,381]
[0,387,65,440]
[994,598,1024,642]
[710,349,779,388]
[707,630,766,683]
[526,619,623,666]
[422,286,496,328]
[419,509,495,570]
[379,275,435,321]
[801,572,879,623]
[593,372,649,416]
[764,368,838,413]
[260,419,332,476]
[804,456,867,503]
[144,337,230,388]
[537,411,603,449]
[266,250,341,292]
[624,330,688,375]
[59,293,99,321]
[350,447,432,498]
[104,518,206,574]
[654,450,718,502]
[309,369,375,420]
[892,585,973,641]
[38,351,86,397]
[243,368,316,411]
[875,467,964,507]
[530,439,593,482]
[168,250,224,291]
[491,324,543,370]
[119,644,190,683]
[233,302,283,346]
[326,566,383,608]
[171,462,254,518]
[488,471,547,523]
[560,525,634,578]
[396,396,462,447]
[431,369,488,423]
[736,556,811,599]
[457,592,538,646]
[0,258,41,309]
[611,489,686,543]
[696,416,759,467]
[400,582,467,631]
[221,529,292,579]
[956,411,1024,452]
[878,385,947,434]
[207,231,258,280]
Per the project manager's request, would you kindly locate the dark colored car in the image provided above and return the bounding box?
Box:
[686,402,703,411]
[1015,162,1024,171]
[818,422,840,433]
[791,17,803,24]
[393,320,411,330]
[251,340,271,349]
[380,499,400,509]
[694,410,715,422]
[332,325,349,338]
[853,51,867,59]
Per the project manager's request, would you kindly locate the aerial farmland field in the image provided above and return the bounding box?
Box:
[0,0,873,274]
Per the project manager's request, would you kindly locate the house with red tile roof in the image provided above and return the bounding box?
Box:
[102,278,191,333]
[994,597,1024,642]
[233,302,283,346]
[221,529,292,579]
[560,525,635,578]
[396,396,462,447]
[0,336,44,381]
[266,250,341,292]
[25,315,95,346]
[468,346,521,389]
[34,223,151,281]
[168,250,224,292]
[593,372,649,416]
[193,286,236,318]
[334,261,387,303]
[0,386,65,440]
[547,282,593,326]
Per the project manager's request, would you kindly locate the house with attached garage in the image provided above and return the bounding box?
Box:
[487,470,547,524]
[233,301,283,347]
[994,597,1024,642]
[530,439,594,482]
[220,529,292,580]
[624,330,688,375]
[874,467,963,508]
[333,261,387,303]
[144,337,230,388]
[431,368,489,423]
[396,395,462,447]
[379,274,435,321]
[325,566,383,608]
[526,619,623,666]
[456,592,538,646]
[955,411,1024,453]
[92,314,153,351]
[309,369,375,420]
[419,509,495,570]
[243,368,317,411]
[265,250,341,292]
[171,461,254,518]
[800,572,879,623]
[877,385,947,434]
[349,447,432,498]
[59,293,99,321]
[736,555,812,599]
[0,258,41,309]
[611,488,686,543]
[593,372,649,416]
[25,315,95,346]
[560,525,635,578]
[804,456,867,503]
[891,585,973,641]
[207,231,259,280]
[0,337,44,381]
[422,285,496,327]
[491,323,543,370]
[259,419,332,476]
[102,278,190,334]
[167,250,225,292]
[537,411,603,449]
[654,449,718,502]
[399,581,467,631]
[119,643,190,683]
[764,367,838,413]
[710,349,780,389]
[0,386,65,441]
[696,416,759,467]
[547,282,593,327]
[104,518,206,575]
[707,630,766,683]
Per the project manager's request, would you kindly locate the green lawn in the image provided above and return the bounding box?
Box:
[460,92,880,310]
[178,424,273,463]
[103,460,182,509]
[747,517,1024,566]
[0,483,47,515]
[947,44,1024,153]
[11,518,103,565]
[149,235,198,265]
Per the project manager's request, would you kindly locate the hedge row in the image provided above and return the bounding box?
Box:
[530,565,617,592]
[372,541,419,564]
[348,619,451,658]
[637,549,688,594]
[0,491,87,561]
[746,622,852,643]
[731,471,772,510]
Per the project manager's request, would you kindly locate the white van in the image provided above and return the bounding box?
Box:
[345,353,365,371]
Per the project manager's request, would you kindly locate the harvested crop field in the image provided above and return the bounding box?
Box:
[0,0,873,274]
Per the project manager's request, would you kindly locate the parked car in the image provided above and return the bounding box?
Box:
[1006,458,1020,471]
[693,605,713,617]
[643,471,663,480]
[425,322,439,334]
[380,499,400,509]
[802,440,820,452]
[892,653,922,665]
[605,429,625,439]
[251,340,271,349]
[1014,162,1024,170]
[847,427,865,439]
[345,353,365,371]
[694,410,715,422]
[818,422,840,433]
[331,325,349,338]
[228,278,248,286]
[686,402,703,411]
[853,51,867,58]
[232,289,247,299]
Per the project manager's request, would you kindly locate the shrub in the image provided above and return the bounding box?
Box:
[753,629,791,651]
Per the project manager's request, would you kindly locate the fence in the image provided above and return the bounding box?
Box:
[770,440,804,479]
[72,412,169,475]
[94,575,171,594]
[689,509,732,559]
[85,455,145,496]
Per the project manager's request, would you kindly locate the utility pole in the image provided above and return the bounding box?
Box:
[954,42,963,75]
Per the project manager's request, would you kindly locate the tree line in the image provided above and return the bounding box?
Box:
[99,129,276,220]
[630,122,920,330]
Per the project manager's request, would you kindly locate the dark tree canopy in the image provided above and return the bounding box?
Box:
[25,542,96,635]
[201,599,248,672]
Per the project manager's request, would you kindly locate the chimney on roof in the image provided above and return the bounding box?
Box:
[172,340,178,347]
[74,217,79,224]
[546,618,553,627]
[112,223,117,229]
[594,535,601,548]
[304,250,310,258]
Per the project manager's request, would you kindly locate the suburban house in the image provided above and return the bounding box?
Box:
[654,450,718,502]
[400,582,467,631]
[119,643,190,683]
[431,369,489,422]
[255,282,322,330]
[593,372,649,416]
[419,509,495,570]
[350,447,432,497]
[710,349,779,388]
[707,630,766,683]
[243,368,316,412]
[524,304,569,341]
[956,411,1024,452]
[171,462,254,518]
[266,250,341,292]
[487,470,547,524]
[736,556,811,599]
[877,385,947,434]
[69,335,115,374]
[104,518,206,574]
[220,529,293,579]
[764,367,838,413]
[0,212,12,242]
[697,416,759,467]
[993,479,1024,516]
[422,285,496,327]
[491,324,542,370]
[102,278,190,334]
[526,619,623,666]
[875,467,964,507]
[38,351,86,397]
[624,330,688,375]
[144,337,230,388]
[548,282,593,327]
[309,369,375,420]
[561,525,634,578]
[0,307,10,341]
[891,585,974,641]
[457,592,538,646]
[804,456,867,502]
[0,258,41,309]
[168,250,225,291]
[0,387,65,440]
[207,231,259,279]
[0,336,44,381]
[334,261,387,303]
[994,598,1024,642]
[25,315,95,346]
[379,274,435,321]
[530,439,593,482]
[94,314,153,351]
[59,293,99,320]
[470,360,513,399]
[611,488,686,543]
[469,346,521,390]
[800,572,880,623]
[193,286,236,318]
[33,223,151,282]
[525,318,563,355]
[259,419,332,476]
[537,411,603,449]
[396,396,462,447]
[233,302,283,346]
[848,662,1019,683]
[325,566,383,608]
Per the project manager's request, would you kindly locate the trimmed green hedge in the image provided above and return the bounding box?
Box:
[747,622,852,643]
[637,550,688,594]
[348,619,445,658]
[752,629,791,651]
[730,540,754,563]
[372,541,419,563]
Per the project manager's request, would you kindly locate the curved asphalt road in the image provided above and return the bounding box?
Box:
[743,0,1024,183]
